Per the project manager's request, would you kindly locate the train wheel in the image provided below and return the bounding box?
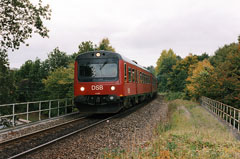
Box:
[123,98,131,108]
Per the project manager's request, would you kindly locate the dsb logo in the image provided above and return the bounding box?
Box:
[91,85,103,90]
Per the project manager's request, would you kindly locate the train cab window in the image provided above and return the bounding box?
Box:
[124,63,127,82]
[128,67,131,82]
[132,69,135,82]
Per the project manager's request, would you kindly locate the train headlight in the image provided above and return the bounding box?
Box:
[110,86,116,91]
[80,87,85,91]
[96,52,101,57]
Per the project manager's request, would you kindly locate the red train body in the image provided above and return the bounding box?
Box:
[74,51,157,113]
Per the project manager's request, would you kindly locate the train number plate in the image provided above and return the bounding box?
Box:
[91,85,103,90]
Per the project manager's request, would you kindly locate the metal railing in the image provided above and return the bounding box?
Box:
[0,98,75,129]
[201,96,240,133]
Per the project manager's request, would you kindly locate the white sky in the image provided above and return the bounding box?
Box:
[8,0,240,68]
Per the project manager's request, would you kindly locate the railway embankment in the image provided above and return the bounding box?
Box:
[103,99,240,159]
[22,95,168,159]
[5,96,240,159]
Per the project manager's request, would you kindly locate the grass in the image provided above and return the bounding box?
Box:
[100,99,240,159]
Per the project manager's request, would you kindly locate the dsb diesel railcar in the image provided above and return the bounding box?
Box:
[74,51,157,113]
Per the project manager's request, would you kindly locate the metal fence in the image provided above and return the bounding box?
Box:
[201,96,240,133]
[0,98,75,129]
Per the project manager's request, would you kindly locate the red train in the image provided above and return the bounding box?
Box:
[74,51,157,113]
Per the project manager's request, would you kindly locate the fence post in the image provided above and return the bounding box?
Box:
[39,102,41,121]
[27,102,29,121]
[224,105,226,121]
[226,106,228,124]
[65,99,67,114]
[238,111,240,132]
[58,100,60,116]
[234,109,236,129]
[229,107,232,127]
[12,104,15,126]
[221,103,223,119]
[49,101,51,118]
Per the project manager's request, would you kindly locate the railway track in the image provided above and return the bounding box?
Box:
[0,99,152,159]
[0,114,110,159]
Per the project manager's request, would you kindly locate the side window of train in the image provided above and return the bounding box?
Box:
[140,72,142,83]
[143,74,145,84]
[132,69,135,82]
[136,70,138,83]
[124,63,127,82]
[128,67,131,82]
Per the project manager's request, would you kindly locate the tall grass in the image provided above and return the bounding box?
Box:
[100,99,240,159]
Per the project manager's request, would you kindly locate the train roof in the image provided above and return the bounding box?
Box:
[75,50,155,76]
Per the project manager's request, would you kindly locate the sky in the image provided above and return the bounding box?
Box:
[8,0,240,68]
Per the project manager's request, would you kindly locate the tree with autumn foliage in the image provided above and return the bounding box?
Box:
[186,59,214,99]
[167,54,199,92]
[213,50,240,108]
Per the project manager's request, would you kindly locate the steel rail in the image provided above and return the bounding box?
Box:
[0,111,80,134]
[7,97,155,159]
[0,115,87,145]
[8,115,115,159]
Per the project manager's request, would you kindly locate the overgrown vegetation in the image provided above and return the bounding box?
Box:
[155,36,240,108]
[101,99,240,159]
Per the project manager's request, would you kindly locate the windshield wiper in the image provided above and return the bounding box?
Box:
[100,61,107,70]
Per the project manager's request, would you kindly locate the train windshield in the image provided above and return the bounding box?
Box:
[78,58,118,82]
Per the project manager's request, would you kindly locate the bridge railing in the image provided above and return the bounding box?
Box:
[0,98,75,129]
[201,96,240,133]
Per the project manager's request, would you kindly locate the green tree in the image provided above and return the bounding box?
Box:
[0,0,51,52]
[15,59,47,101]
[0,0,51,105]
[0,51,15,105]
[43,63,74,99]
[71,41,96,60]
[146,65,156,75]
[45,47,71,72]
[210,43,238,66]
[197,53,209,61]
[155,49,177,92]
[77,41,96,53]
[213,50,240,108]
[97,38,116,52]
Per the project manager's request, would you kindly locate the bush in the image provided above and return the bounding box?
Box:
[165,92,184,101]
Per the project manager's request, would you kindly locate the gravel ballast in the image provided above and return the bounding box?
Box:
[0,113,83,143]
[23,95,169,159]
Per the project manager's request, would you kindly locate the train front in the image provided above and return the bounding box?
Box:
[74,51,123,113]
